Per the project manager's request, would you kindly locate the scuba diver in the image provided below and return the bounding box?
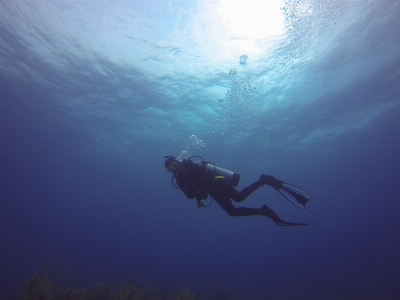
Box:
[164,155,312,226]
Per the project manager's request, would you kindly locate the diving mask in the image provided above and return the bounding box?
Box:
[166,161,179,173]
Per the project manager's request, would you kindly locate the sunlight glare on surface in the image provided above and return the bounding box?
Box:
[219,0,286,40]
[196,0,286,64]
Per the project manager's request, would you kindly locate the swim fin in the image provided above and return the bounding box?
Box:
[261,205,309,226]
[260,175,312,209]
[278,182,311,209]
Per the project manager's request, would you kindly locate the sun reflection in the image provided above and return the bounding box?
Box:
[218,0,286,41]
[195,0,286,63]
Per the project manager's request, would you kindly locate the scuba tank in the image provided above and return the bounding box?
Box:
[203,162,240,187]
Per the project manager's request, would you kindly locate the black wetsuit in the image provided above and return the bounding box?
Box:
[171,159,309,226]
[175,159,265,217]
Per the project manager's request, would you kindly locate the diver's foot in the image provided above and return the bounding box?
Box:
[261,204,284,226]
[261,205,308,226]
[259,174,283,189]
[261,205,280,220]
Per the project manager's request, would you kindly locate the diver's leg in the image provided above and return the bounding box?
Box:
[214,196,307,225]
[213,196,264,217]
[261,205,309,226]
[228,179,265,202]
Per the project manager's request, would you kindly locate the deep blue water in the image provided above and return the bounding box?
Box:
[1,1,400,299]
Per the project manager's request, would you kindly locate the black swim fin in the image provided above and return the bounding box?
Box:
[261,205,308,226]
[260,175,311,209]
[278,182,311,209]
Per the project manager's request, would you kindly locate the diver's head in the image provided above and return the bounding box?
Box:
[164,157,180,174]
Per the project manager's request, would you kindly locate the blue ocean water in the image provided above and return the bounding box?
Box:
[1,0,400,299]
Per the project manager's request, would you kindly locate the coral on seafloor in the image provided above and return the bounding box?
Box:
[15,264,201,300]
[173,288,197,300]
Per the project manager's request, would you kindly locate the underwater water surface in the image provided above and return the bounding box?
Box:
[1,0,400,299]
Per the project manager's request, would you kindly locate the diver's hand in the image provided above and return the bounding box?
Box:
[197,200,205,208]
